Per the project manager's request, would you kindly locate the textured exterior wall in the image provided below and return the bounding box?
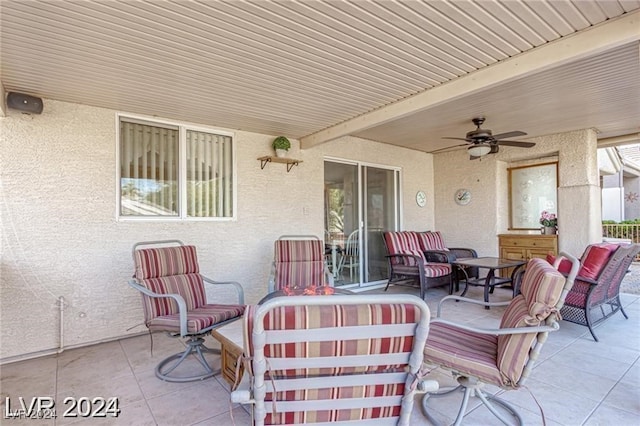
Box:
[434,128,600,258]
[0,100,433,361]
[624,176,640,220]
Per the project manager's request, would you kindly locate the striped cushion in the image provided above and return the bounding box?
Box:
[424,321,502,385]
[496,258,565,387]
[519,258,566,320]
[416,231,449,251]
[496,295,538,386]
[274,239,324,262]
[147,303,245,334]
[140,274,207,320]
[273,261,328,291]
[383,231,421,258]
[424,263,452,277]
[273,240,327,291]
[134,245,199,279]
[244,302,421,423]
[399,248,427,263]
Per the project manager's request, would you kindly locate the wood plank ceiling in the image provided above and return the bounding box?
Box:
[1,0,639,154]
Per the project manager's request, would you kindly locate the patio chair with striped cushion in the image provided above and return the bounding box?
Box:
[128,240,245,382]
[420,253,579,425]
[268,235,334,293]
[231,294,439,426]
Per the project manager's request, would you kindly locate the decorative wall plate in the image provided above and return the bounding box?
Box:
[455,189,471,206]
[416,190,427,207]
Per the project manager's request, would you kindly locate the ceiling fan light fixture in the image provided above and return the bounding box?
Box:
[468,144,492,157]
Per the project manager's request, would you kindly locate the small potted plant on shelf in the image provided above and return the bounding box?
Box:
[272,136,291,158]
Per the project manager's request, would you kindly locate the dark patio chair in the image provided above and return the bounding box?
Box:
[382,231,476,299]
[559,243,640,341]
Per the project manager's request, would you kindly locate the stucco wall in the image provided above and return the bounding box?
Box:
[433,129,601,258]
[0,100,434,361]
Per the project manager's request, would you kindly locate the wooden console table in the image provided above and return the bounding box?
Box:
[498,234,557,277]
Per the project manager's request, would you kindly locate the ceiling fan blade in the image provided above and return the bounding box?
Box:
[492,131,527,140]
[429,143,468,154]
[497,140,536,148]
[442,137,470,142]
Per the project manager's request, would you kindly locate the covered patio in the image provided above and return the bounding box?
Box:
[2,282,638,425]
[2,1,640,424]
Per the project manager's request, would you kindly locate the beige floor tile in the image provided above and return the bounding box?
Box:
[55,374,145,425]
[499,378,599,425]
[0,355,57,401]
[565,336,640,365]
[194,406,252,425]
[584,403,640,426]
[145,381,231,426]
[133,365,201,400]
[547,346,633,381]
[620,361,640,386]
[61,399,156,425]
[118,333,189,373]
[601,381,640,415]
[57,343,133,384]
[532,359,618,401]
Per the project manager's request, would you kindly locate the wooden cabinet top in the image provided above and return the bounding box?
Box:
[498,234,557,239]
[498,234,557,249]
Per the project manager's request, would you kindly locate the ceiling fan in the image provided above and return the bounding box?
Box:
[433,117,535,159]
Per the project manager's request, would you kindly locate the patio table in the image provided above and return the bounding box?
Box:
[453,257,526,308]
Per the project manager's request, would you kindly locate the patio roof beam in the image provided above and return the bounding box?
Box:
[300,11,640,149]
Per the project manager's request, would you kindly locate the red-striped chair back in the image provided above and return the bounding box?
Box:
[241,294,431,425]
[272,239,328,291]
[134,245,206,321]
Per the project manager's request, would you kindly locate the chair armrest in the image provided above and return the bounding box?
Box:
[430,318,559,336]
[572,275,598,286]
[386,253,423,265]
[386,254,426,276]
[436,294,511,317]
[449,247,478,258]
[128,279,189,336]
[202,276,245,304]
[423,249,455,263]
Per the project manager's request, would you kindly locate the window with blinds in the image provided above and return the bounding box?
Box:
[118,116,234,220]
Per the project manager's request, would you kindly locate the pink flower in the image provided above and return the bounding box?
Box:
[539,211,557,227]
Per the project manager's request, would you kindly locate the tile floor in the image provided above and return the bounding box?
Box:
[1,285,639,426]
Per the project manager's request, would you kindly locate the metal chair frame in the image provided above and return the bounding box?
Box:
[128,240,245,382]
[421,253,580,425]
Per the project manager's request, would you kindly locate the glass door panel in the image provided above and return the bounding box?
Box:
[325,160,399,287]
[363,167,397,283]
[324,161,360,286]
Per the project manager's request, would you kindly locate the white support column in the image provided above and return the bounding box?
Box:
[556,129,601,256]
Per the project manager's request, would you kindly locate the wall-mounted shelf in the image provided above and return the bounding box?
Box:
[257,156,302,172]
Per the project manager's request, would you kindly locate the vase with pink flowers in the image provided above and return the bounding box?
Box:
[539,211,557,235]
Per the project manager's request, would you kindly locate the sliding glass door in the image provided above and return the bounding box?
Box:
[324,160,400,287]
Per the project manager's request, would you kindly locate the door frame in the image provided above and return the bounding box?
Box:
[324,156,403,288]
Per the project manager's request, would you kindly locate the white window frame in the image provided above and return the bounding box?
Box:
[116,113,237,222]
